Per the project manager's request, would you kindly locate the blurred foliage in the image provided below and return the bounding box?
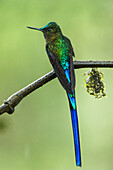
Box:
[0,0,113,170]
[0,118,8,132]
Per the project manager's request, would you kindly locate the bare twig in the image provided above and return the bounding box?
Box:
[74,60,113,68]
[0,60,113,115]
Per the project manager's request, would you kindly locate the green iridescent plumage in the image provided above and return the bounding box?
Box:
[27,22,81,166]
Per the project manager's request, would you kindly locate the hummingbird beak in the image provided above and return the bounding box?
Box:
[27,26,43,31]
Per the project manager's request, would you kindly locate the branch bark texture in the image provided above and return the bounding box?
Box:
[0,60,113,115]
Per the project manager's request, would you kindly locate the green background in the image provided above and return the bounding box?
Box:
[0,0,113,170]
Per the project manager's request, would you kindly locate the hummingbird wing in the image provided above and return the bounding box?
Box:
[46,45,75,94]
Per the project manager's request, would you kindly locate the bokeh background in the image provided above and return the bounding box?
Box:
[0,0,113,170]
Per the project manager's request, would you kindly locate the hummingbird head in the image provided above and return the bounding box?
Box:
[27,22,62,43]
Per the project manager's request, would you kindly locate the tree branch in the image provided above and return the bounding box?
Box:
[0,60,113,115]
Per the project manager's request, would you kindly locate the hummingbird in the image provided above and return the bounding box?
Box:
[27,22,81,166]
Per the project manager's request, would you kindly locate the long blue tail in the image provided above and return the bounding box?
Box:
[67,91,81,166]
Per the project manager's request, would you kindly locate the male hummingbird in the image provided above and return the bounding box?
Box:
[27,22,81,166]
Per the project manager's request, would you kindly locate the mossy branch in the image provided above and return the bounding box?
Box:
[0,60,113,115]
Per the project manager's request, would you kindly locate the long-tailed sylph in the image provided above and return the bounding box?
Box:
[27,22,81,166]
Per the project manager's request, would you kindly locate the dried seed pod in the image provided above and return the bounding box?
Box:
[84,68,106,99]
